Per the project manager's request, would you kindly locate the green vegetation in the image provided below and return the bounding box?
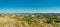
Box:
[0,13,60,27]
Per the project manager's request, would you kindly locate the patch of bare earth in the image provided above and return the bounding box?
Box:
[0,17,19,27]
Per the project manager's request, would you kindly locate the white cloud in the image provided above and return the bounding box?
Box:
[0,8,60,13]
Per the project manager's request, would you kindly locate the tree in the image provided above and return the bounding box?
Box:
[46,15,57,24]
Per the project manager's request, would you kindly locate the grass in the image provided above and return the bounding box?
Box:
[0,14,59,27]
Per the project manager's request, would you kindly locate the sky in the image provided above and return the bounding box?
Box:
[0,0,60,13]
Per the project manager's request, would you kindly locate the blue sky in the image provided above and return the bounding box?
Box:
[0,0,60,13]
